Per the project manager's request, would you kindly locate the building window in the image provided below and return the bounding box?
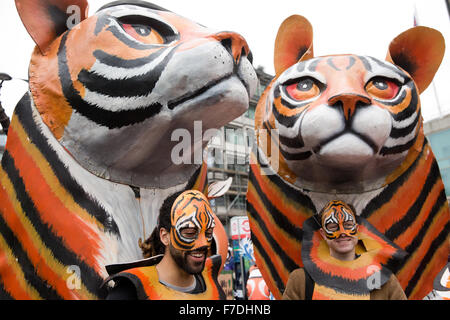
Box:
[225,126,245,146]
[227,194,246,210]
[245,104,256,120]
[207,148,224,169]
[226,154,246,172]
[246,129,255,150]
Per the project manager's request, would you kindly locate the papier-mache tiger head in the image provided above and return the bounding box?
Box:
[16,0,257,188]
[255,15,445,192]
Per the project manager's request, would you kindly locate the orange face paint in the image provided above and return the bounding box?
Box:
[170,190,215,251]
[321,201,358,240]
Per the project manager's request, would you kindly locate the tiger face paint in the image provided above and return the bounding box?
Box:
[320,201,358,240]
[170,190,215,252]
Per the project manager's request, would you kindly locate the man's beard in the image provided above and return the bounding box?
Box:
[169,244,208,275]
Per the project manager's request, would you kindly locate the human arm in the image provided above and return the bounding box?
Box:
[282,268,306,300]
[386,274,407,300]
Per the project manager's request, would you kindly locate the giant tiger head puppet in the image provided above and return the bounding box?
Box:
[0,0,256,299]
[247,15,449,299]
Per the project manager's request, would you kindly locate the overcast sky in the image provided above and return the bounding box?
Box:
[0,0,449,122]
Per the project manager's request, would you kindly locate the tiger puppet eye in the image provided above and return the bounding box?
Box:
[365,77,400,100]
[117,15,166,44]
[285,77,321,101]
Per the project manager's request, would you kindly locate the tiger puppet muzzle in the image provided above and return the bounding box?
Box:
[0,0,256,299]
[247,15,449,300]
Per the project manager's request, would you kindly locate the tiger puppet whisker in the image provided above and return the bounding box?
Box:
[0,0,257,299]
[247,14,449,300]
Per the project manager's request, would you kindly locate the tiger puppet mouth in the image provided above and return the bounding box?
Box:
[28,1,257,188]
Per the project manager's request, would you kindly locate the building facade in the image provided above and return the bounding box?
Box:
[424,113,450,200]
[206,67,273,234]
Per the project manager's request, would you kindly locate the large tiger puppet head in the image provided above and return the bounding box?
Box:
[247,15,449,300]
[21,0,257,188]
[0,0,256,299]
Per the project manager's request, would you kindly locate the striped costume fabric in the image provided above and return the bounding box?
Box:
[301,215,407,300]
[247,15,449,300]
[0,94,209,299]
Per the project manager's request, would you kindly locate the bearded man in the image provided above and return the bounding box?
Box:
[104,190,225,300]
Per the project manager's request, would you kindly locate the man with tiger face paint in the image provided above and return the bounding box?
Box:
[168,190,216,275]
[104,190,225,300]
[319,201,359,261]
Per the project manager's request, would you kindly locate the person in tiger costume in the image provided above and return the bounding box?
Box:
[0,0,256,299]
[103,190,225,300]
[246,265,272,300]
[246,15,449,300]
[282,200,407,300]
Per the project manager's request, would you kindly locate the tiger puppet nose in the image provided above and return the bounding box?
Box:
[327,93,371,122]
[212,31,252,65]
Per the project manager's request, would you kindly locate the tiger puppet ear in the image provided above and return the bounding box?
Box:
[386,26,445,94]
[274,15,314,76]
[15,0,89,55]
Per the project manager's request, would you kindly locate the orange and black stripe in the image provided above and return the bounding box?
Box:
[248,53,449,300]
[0,95,120,299]
[362,141,449,299]
[0,92,211,300]
[247,149,315,297]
